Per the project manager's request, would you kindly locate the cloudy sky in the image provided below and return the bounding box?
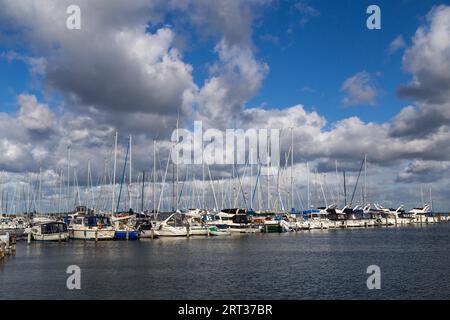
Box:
[1,0,450,212]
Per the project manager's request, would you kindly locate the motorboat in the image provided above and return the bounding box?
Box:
[68,214,115,240]
[375,204,412,225]
[408,204,437,223]
[153,212,188,237]
[25,217,69,241]
[208,209,261,233]
[297,208,330,230]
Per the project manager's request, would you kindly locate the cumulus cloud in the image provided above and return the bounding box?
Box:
[391,5,450,139]
[0,0,272,137]
[389,103,450,138]
[398,5,450,104]
[196,39,269,127]
[18,94,55,132]
[397,160,450,183]
[341,71,378,107]
[169,0,271,46]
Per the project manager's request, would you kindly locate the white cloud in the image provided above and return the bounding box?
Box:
[196,39,269,127]
[294,0,320,27]
[398,5,450,104]
[388,35,406,54]
[18,94,55,131]
[341,71,378,107]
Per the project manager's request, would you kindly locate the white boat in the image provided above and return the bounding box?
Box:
[296,208,330,230]
[408,205,437,223]
[153,212,188,237]
[207,226,231,236]
[208,209,261,233]
[0,216,27,237]
[68,215,115,240]
[185,209,209,236]
[26,217,69,241]
[375,204,413,225]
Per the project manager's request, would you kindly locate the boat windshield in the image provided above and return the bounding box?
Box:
[41,223,67,234]
[85,216,111,227]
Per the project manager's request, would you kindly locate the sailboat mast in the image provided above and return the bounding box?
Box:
[290,127,294,212]
[58,169,62,214]
[111,131,118,215]
[307,162,310,209]
[420,185,424,207]
[129,134,132,210]
[364,154,367,205]
[335,160,340,207]
[250,148,254,209]
[202,134,205,209]
[429,186,432,211]
[153,140,156,214]
[141,170,145,212]
[67,145,71,212]
[266,131,270,211]
[176,120,179,211]
[38,167,42,214]
[87,160,91,209]
[0,171,3,215]
[343,170,347,206]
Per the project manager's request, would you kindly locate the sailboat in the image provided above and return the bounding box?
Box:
[109,133,139,240]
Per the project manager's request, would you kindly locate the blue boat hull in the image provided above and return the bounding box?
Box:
[114,230,139,240]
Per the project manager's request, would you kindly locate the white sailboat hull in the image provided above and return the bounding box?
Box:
[32,232,69,241]
[154,226,187,237]
[69,228,115,240]
[188,227,209,236]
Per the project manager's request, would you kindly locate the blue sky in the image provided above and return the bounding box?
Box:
[177,0,442,124]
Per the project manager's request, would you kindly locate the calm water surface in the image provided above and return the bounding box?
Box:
[1,223,450,299]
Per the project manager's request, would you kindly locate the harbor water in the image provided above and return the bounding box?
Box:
[1,223,450,299]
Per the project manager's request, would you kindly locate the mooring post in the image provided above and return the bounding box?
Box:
[11,235,16,254]
[0,242,4,259]
[186,225,190,238]
[95,230,98,242]
[27,232,31,244]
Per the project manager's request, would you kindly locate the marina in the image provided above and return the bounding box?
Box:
[1,0,450,304]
